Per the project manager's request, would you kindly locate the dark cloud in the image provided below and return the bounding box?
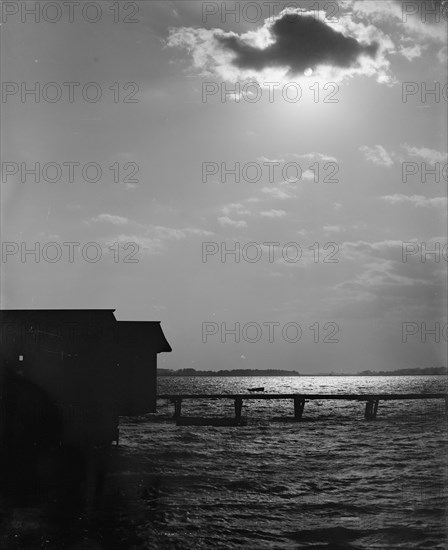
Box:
[216,13,379,75]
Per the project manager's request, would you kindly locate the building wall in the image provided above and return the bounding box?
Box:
[0,311,120,446]
[117,352,157,415]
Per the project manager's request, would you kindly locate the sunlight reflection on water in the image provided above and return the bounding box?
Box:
[111,375,448,549]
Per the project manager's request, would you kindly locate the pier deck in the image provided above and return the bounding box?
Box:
[158,393,447,421]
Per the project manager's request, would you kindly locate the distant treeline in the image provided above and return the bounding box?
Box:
[356,367,447,376]
[157,368,300,377]
[158,367,447,377]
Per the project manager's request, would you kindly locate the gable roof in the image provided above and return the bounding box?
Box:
[0,310,172,353]
[116,321,172,353]
[0,309,116,322]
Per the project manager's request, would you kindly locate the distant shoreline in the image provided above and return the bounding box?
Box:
[158,367,448,377]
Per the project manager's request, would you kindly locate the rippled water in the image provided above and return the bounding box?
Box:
[111,376,448,549]
[1,376,446,549]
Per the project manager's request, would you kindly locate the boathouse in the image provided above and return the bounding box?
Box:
[0,309,172,504]
[116,321,172,415]
[0,309,172,445]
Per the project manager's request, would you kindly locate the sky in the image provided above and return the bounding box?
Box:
[1,0,447,373]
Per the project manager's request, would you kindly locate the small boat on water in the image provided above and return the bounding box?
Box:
[247,387,264,392]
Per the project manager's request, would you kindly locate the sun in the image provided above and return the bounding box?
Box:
[304,67,313,76]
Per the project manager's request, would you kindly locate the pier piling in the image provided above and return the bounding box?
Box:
[294,397,306,420]
[173,399,182,419]
[234,398,243,421]
[364,399,380,420]
[158,393,446,423]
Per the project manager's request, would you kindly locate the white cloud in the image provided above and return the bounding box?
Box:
[261,186,292,200]
[437,46,448,63]
[260,209,287,218]
[92,214,129,225]
[399,44,423,61]
[323,225,342,234]
[257,155,284,164]
[301,170,315,181]
[151,226,186,240]
[294,152,338,162]
[402,144,447,165]
[115,234,162,255]
[341,239,406,260]
[332,237,447,319]
[352,0,447,43]
[111,224,215,255]
[380,194,447,208]
[218,216,248,228]
[183,228,215,237]
[359,145,394,167]
[221,203,252,216]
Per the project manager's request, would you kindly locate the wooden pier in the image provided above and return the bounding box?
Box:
[158,393,447,422]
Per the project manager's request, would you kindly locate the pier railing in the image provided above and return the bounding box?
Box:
[157,393,448,421]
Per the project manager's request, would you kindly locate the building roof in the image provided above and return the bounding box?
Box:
[0,310,172,353]
[0,310,116,314]
[116,321,172,353]
[0,309,116,321]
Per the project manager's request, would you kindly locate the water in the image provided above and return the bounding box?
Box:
[112,376,448,549]
[1,376,446,549]
[157,374,447,418]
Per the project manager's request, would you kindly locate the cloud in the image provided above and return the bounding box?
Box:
[257,155,284,164]
[301,170,315,180]
[92,214,129,225]
[331,238,447,318]
[167,8,394,84]
[380,194,447,208]
[183,228,215,236]
[221,203,252,216]
[341,239,406,261]
[402,144,447,165]
[437,45,448,63]
[216,10,378,74]
[323,225,342,234]
[261,186,292,200]
[359,145,394,167]
[293,152,338,162]
[218,216,248,228]
[353,0,448,43]
[357,143,446,169]
[150,226,214,239]
[260,209,287,218]
[114,234,163,255]
[150,226,186,240]
[112,225,214,255]
[399,44,423,61]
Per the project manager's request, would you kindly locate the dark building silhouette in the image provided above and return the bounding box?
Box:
[0,309,172,504]
[0,310,118,445]
[116,321,172,415]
